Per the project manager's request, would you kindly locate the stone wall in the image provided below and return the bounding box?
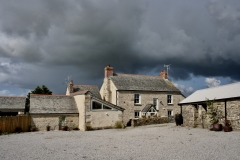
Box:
[31,114,79,131]
[182,104,209,128]
[226,100,240,130]
[117,91,184,125]
[181,99,240,130]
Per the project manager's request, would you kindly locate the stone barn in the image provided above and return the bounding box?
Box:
[179,82,240,130]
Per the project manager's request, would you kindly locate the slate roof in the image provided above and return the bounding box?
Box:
[91,96,125,111]
[0,96,26,110]
[30,94,78,114]
[110,73,180,92]
[179,82,240,104]
[72,85,101,98]
[141,104,156,112]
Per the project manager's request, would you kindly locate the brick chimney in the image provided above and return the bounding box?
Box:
[69,80,74,93]
[159,70,168,79]
[104,65,114,78]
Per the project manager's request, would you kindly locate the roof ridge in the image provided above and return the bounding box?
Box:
[30,94,71,96]
[74,84,98,87]
[115,73,161,78]
[0,96,26,98]
[196,81,240,92]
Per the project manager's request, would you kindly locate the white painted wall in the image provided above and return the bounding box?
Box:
[74,95,86,131]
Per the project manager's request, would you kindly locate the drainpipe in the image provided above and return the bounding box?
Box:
[180,105,182,114]
[116,90,118,105]
[225,100,227,120]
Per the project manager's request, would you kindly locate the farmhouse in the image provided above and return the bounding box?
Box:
[179,82,240,130]
[100,65,185,125]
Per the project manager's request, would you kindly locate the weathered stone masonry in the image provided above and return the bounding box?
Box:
[181,99,240,130]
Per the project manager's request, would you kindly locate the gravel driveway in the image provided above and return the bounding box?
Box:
[0,123,239,160]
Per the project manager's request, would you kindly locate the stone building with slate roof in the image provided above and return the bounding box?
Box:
[30,81,124,131]
[0,96,26,116]
[100,65,185,125]
[179,82,240,130]
[30,94,79,131]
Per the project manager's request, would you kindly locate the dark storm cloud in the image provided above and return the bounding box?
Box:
[0,0,240,93]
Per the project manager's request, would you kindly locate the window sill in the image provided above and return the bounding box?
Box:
[167,103,173,105]
[134,103,142,106]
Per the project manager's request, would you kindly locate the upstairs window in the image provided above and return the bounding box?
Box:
[167,95,173,104]
[134,94,141,104]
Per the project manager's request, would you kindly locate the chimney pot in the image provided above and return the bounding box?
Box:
[69,80,74,93]
[159,70,168,79]
[104,65,114,78]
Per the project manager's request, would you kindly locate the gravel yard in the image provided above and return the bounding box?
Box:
[0,123,240,160]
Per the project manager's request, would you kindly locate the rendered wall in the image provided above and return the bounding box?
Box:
[74,95,86,131]
[85,94,122,129]
[100,78,117,104]
[87,110,122,129]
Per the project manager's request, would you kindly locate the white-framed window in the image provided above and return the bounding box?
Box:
[153,98,158,110]
[134,94,141,104]
[92,101,113,110]
[167,95,173,104]
[134,111,140,118]
[167,110,173,117]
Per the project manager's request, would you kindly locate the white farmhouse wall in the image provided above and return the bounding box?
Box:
[100,78,117,104]
[74,95,86,131]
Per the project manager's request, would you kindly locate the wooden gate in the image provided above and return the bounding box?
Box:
[0,116,31,133]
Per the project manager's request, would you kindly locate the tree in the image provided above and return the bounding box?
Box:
[25,85,52,113]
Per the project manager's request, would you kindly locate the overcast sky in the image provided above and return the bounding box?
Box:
[0,0,240,97]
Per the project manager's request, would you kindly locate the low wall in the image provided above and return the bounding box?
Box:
[31,114,79,131]
[132,117,173,127]
[86,110,123,129]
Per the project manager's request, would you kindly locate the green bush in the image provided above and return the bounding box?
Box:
[86,125,93,131]
[115,121,123,129]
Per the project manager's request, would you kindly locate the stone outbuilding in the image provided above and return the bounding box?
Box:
[179,82,240,130]
[0,96,26,116]
[30,94,79,131]
[100,65,185,125]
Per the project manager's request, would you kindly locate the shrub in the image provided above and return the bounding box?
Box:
[72,126,79,130]
[115,121,123,129]
[86,125,93,131]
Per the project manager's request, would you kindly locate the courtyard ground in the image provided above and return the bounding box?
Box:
[0,123,239,160]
